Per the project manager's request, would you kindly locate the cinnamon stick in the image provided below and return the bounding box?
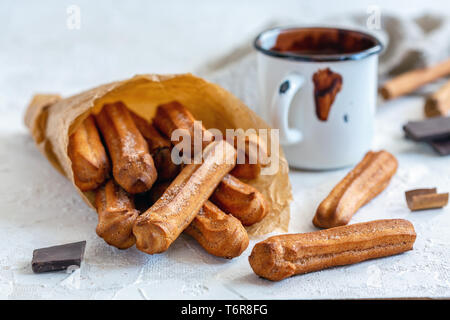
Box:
[380,59,450,100]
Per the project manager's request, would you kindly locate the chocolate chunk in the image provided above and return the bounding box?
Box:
[32,241,86,273]
[403,116,450,141]
[430,138,450,155]
[405,188,449,211]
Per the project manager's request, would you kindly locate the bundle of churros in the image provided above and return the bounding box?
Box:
[24,74,292,259]
[24,74,417,281]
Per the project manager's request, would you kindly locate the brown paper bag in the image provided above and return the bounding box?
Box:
[24,74,292,236]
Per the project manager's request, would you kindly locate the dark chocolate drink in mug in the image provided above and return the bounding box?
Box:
[254,26,383,170]
[271,28,377,56]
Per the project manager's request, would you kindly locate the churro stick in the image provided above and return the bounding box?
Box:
[153,102,268,225]
[153,101,265,180]
[231,133,269,180]
[140,181,249,258]
[249,219,416,281]
[313,150,398,228]
[133,140,236,254]
[130,111,180,181]
[380,59,450,100]
[211,174,268,226]
[185,201,249,258]
[153,101,214,150]
[95,180,139,249]
[95,102,157,194]
[68,115,110,191]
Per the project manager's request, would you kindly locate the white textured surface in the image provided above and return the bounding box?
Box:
[1,1,450,300]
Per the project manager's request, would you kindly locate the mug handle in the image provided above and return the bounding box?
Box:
[270,72,304,145]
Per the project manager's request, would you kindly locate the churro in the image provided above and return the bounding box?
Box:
[130,111,179,181]
[95,180,139,249]
[211,174,268,226]
[249,219,416,281]
[185,201,249,258]
[313,150,398,228]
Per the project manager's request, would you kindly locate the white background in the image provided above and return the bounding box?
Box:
[1,1,449,299]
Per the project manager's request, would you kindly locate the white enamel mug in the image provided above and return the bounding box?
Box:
[254,27,383,170]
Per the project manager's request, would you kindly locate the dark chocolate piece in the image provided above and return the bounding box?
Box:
[430,138,450,155]
[403,116,450,142]
[32,241,86,273]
